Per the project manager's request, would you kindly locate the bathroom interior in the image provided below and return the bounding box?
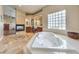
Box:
[0,5,79,54]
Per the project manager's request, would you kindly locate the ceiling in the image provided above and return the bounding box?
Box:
[16,5,46,14]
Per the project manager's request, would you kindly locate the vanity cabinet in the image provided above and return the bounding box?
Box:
[26,27,32,33]
[36,27,42,32]
[3,6,16,35]
[68,32,79,39]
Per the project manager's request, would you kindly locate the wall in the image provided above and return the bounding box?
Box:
[42,5,79,35]
[0,6,3,40]
[16,9,26,24]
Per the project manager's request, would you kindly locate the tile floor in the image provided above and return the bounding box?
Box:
[0,31,34,54]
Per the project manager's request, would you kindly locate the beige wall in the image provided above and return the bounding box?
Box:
[42,5,79,35]
[16,9,26,24]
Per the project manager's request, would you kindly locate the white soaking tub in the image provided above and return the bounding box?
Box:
[27,32,79,54]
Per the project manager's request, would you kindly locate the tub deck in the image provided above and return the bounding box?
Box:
[27,32,79,54]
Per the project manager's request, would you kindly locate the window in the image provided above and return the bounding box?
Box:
[48,10,66,30]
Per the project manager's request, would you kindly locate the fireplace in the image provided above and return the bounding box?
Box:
[16,24,25,31]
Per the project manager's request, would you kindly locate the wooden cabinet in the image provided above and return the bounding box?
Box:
[26,27,32,33]
[36,27,42,32]
[4,24,9,35]
[68,32,79,39]
[26,27,42,33]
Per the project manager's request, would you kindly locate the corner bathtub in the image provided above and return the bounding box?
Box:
[27,32,79,54]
